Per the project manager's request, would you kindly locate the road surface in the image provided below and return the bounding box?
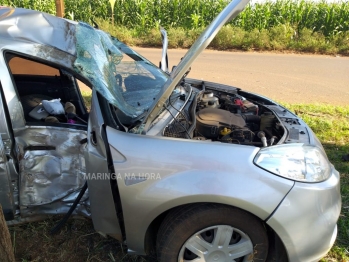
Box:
[133,47,349,105]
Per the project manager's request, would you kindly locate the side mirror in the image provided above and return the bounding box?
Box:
[159,27,169,73]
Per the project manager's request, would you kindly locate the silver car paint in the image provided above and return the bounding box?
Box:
[106,126,295,254]
[0,138,14,217]
[0,68,15,218]
[0,2,342,261]
[85,89,123,240]
[0,42,90,217]
[14,126,88,216]
[267,167,341,262]
[2,48,121,236]
[0,9,86,220]
[159,27,169,73]
[0,9,122,233]
[0,8,77,56]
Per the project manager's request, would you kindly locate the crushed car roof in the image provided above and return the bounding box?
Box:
[0,7,77,55]
[0,7,164,118]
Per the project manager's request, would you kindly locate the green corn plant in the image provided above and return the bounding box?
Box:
[109,0,116,24]
[0,0,348,38]
[190,13,201,29]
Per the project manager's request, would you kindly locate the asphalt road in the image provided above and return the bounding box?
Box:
[133,47,349,105]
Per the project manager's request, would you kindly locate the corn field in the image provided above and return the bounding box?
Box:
[1,0,349,37]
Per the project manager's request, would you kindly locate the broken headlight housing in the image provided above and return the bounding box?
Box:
[254,144,331,182]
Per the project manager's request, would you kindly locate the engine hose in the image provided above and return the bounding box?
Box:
[257,131,268,147]
[270,136,277,146]
[50,181,88,235]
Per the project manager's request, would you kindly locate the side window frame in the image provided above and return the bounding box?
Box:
[4,51,90,129]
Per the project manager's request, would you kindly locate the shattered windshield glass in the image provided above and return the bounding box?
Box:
[74,22,168,118]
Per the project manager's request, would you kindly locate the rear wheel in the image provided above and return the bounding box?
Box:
[156,204,268,262]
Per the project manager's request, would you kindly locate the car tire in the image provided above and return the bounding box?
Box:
[156,203,269,262]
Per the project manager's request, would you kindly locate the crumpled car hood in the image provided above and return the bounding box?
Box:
[142,0,250,131]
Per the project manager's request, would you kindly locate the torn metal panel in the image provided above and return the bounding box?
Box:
[33,44,77,70]
[7,195,90,224]
[20,150,84,206]
[14,126,87,216]
[20,192,90,218]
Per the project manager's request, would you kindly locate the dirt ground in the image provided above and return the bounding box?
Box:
[9,217,154,262]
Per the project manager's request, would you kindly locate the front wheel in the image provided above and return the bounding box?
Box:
[156,204,269,262]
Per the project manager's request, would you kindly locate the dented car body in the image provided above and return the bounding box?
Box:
[0,1,341,261]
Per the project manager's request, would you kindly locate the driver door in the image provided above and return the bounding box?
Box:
[85,89,123,240]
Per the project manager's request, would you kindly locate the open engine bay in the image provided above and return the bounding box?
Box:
[151,79,308,147]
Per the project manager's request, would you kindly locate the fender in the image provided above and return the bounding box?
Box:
[105,127,294,254]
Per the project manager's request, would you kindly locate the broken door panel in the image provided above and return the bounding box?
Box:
[14,126,89,217]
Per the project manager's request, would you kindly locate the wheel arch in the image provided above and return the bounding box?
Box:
[142,195,268,255]
[144,202,288,261]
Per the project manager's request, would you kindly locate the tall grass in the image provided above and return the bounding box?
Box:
[2,0,349,37]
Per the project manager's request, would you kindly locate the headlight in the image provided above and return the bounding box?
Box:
[254,144,331,182]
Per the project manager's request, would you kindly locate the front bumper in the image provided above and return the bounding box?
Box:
[266,166,341,262]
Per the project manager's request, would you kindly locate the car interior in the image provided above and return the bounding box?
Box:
[5,53,90,128]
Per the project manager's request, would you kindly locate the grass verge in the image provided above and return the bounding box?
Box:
[96,19,349,56]
[9,101,349,262]
[283,103,349,262]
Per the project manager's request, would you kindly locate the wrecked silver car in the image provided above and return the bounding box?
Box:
[0,0,341,261]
